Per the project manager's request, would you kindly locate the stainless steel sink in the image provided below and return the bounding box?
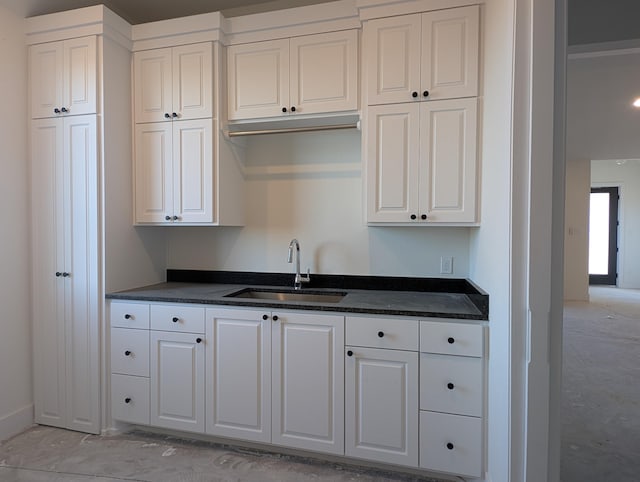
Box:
[226,288,346,303]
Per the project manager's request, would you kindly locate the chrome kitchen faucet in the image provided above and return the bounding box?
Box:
[287,239,311,290]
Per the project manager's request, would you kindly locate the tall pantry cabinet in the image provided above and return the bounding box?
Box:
[28,7,141,434]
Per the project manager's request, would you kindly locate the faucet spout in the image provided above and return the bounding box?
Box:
[287,239,310,290]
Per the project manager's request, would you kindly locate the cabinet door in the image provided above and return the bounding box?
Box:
[227,39,289,120]
[366,103,421,223]
[62,36,97,116]
[31,116,99,434]
[150,330,205,433]
[345,347,418,467]
[364,14,421,105]
[31,118,66,428]
[272,311,344,455]
[172,43,213,121]
[30,42,64,119]
[206,309,271,443]
[30,37,96,119]
[419,98,477,223]
[64,115,100,434]
[421,5,479,101]
[134,122,173,224]
[172,119,213,224]
[134,48,173,123]
[290,30,358,115]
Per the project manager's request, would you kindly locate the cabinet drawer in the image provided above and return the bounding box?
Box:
[420,354,482,417]
[419,411,482,478]
[151,304,205,333]
[420,321,484,357]
[110,302,150,329]
[346,316,418,351]
[111,374,150,425]
[111,328,149,377]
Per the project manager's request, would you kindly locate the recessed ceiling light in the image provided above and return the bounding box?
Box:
[633,98,640,107]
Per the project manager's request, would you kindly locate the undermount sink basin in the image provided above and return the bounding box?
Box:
[225,288,346,303]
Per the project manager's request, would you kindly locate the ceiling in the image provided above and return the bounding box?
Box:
[568,0,640,46]
[0,0,335,24]
[1,0,640,45]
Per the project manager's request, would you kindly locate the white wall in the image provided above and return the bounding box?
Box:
[0,6,33,440]
[564,52,640,296]
[592,159,640,288]
[564,157,590,300]
[167,129,472,278]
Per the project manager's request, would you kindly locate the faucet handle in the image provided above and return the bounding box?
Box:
[301,268,311,283]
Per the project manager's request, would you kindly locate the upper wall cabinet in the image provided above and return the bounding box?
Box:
[227,30,358,121]
[134,42,213,123]
[30,36,97,119]
[364,6,479,105]
[366,98,478,224]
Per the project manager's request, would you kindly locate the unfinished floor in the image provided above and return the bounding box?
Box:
[0,426,448,482]
[1,287,637,481]
[561,286,640,482]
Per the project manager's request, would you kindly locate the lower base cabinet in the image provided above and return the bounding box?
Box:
[111,374,150,425]
[271,311,344,455]
[205,308,272,443]
[150,330,205,433]
[345,347,418,467]
[419,411,482,477]
[110,301,486,479]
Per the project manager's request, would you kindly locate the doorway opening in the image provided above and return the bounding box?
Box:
[589,186,619,285]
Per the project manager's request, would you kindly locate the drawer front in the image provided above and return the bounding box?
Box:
[151,304,205,333]
[111,328,150,377]
[419,411,482,478]
[110,302,150,329]
[420,321,484,357]
[346,316,419,351]
[111,374,150,425]
[420,354,482,416]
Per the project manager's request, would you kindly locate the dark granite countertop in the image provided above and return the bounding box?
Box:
[106,270,489,321]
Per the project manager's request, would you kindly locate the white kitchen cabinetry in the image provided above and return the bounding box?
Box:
[205,308,272,443]
[271,311,345,455]
[133,43,214,225]
[149,305,206,433]
[110,302,151,425]
[150,330,205,433]
[364,6,478,105]
[134,43,213,123]
[133,41,244,226]
[31,114,100,434]
[30,36,97,119]
[419,320,485,478]
[227,30,358,120]
[366,98,477,224]
[345,317,419,467]
[134,118,213,224]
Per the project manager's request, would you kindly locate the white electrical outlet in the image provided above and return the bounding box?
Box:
[440,256,453,274]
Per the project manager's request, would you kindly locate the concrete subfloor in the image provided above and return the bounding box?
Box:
[0,426,446,482]
[562,286,640,482]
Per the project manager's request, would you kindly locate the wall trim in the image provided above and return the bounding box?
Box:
[568,38,640,59]
[25,5,132,49]
[356,0,483,20]
[0,404,34,442]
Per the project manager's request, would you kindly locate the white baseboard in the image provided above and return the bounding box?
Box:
[0,404,34,441]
